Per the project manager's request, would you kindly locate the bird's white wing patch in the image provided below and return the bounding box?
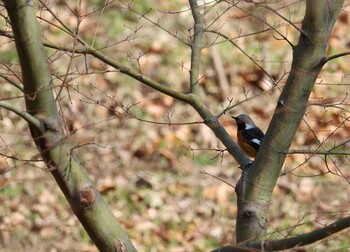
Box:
[251,138,261,145]
[245,123,255,130]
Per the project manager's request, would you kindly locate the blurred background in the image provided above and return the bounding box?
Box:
[1,0,350,251]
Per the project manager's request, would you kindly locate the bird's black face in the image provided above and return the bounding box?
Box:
[232,116,245,131]
[232,114,255,130]
[232,115,246,124]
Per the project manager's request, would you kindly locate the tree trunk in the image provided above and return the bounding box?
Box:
[3,1,137,251]
[236,0,344,243]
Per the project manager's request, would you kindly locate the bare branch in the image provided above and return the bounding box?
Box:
[286,149,350,156]
[324,51,350,64]
[212,215,350,251]
[207,30,275,84]
[55,10,81,101]
[0,72,24,92]
[39,2,191,103]
[257,1,307,39]
[119,0,189,46]
[0,100,43,131]
[189,0,204,95]
[234,3,295,48]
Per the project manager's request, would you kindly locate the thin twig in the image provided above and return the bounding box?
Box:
[0,72,24,92]
[208,30,275,84]
[286,149,350,156]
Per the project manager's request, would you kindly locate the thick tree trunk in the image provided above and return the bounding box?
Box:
[4,1,137,251]
[236,0,344,243]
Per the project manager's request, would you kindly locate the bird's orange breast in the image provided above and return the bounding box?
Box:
[237,131,258,157]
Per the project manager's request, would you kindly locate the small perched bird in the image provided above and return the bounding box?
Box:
[232,114,264,158]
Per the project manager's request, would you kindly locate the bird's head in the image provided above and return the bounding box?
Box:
[232,114,255,126]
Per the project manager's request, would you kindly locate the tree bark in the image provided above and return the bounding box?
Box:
[3,1,137,251]
[236,0,344,243]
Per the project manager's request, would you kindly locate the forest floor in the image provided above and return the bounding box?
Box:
[1,1,350,251]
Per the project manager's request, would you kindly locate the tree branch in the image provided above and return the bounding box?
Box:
[0,100,43,131]
[235,0,345,243]
[37,0,192,104]
[39,6,253,169]
[44,40,191,103]
[257,2,307,39]
[207,30,275,85]
[323,51,350,64]
[3,1,137,251]
[0,72,24,92]
[212,215,350,251]
[287,149,350,156]
[189,0,204,95]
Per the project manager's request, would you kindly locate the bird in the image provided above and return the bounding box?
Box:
[232,114,264,158]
